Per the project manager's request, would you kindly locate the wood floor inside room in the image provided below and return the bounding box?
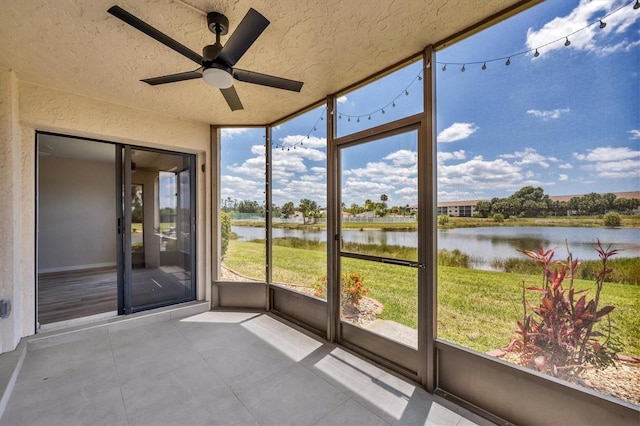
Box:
[38,268,118,325]
[38,266,193,325]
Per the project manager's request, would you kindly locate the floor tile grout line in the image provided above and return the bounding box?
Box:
[171,318,265,425]
[107,328,133,426]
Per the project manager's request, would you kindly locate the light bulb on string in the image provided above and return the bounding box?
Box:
[442,64,447,71]
[313,126,316,131]
[505,57,511,66]
[347,117,350,122]
[381,109,385,114]
[534,49,540,57]
[599,20,606,29]
[564,37,571,46]
[482,63,487,70]
[357,117,360,123]
[418,75,422,80]
[392,101,396,107]
[368,115,371,120]
[461,64,466,72]
[634,0,639,10]
[338,113,342,119]
[405,90,409,96]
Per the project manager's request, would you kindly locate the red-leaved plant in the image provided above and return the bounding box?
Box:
[504,240,619,379]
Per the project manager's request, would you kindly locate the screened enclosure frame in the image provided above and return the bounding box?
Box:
[210,1,638,422]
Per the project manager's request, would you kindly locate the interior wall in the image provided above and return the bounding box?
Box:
[0,77,211,353]
[38,156,116,272]
[132,169,160,268]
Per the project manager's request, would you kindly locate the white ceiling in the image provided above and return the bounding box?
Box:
[1,0,526,126]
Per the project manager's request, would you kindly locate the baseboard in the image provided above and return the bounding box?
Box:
[38,262,117,274]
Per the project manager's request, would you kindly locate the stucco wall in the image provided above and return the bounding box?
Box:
[0,71,23,353]
[0,72,211,352]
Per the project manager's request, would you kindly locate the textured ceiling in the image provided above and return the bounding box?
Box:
[1,0,525,125]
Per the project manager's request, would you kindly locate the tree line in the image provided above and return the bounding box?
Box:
[474,186,639,218]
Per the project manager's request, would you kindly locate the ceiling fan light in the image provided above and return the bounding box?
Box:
[203,67,233,89]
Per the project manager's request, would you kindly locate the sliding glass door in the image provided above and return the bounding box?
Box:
[122,146,196,313]
[36,133,196,327]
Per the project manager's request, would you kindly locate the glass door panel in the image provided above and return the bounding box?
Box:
[127,148,195,311]
[339,130,419,350]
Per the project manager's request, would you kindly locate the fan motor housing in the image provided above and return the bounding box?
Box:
[207,12,229,35]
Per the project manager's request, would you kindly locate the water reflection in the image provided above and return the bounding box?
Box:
[233,225,640,269]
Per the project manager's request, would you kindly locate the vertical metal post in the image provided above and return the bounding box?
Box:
[265,126,273,310]
[210,126,220,306]
[326,95,339,343]
[419,45,437,391]
[115,145,124,315]
[123,145,132,314]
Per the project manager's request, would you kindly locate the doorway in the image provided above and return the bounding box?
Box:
[336,127,421,374]
[36,133,196,327]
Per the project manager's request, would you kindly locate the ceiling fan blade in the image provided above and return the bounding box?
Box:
[218,8,269,66]
[233,69,303,92]
[108,5,203,65]
[141,68,203,85]
[220,86,244,111]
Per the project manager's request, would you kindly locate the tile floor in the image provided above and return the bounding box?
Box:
[1,311,493,425]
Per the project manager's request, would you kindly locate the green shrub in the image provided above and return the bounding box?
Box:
[603,211,621,227]
[438,249,471,268]
[493,213,505,223]
[221,211,231,256]
[437,215,449,226]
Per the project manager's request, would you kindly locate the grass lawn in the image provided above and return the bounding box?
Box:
[223,240,640,356]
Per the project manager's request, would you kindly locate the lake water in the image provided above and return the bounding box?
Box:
[232,225,640,270]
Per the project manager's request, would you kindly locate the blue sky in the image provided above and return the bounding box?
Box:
[221,0,639,208]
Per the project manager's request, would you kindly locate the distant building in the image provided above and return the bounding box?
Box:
[434,191,640,217]
[436,200,486,217]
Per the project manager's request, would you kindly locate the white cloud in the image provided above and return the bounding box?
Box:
[573,146,640,162]
[559,163,573,169]
[437,150,466,163]
[500,148,550,168]
[437,122,479,143]
[559,174,569,181]
[280,134,326,149]
[438,156,524,190]
[310,167,326,174]
[573,146,640,179]
[221,128,251,138]
[628,129,640,140]
[383,149,417,166]
[527,108,570,120]
[337,96,348,104]
[525,0,640,57]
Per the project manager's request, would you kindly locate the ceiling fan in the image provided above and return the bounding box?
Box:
[107,5,304,111]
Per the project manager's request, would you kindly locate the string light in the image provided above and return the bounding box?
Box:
[461,64,466,72]
[434,0,634,72]
[482,63,487,70]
